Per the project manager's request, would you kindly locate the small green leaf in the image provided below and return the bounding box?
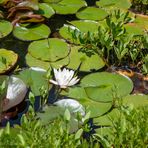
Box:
[64,109,71,121]
[75,128,83,140]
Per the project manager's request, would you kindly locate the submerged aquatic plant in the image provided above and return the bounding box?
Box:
[50,68,80,89]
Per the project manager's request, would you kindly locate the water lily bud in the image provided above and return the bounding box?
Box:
[2,76,28,111]
[54,99,85,116]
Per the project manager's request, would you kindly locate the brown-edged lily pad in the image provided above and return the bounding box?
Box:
[0,49,18,74]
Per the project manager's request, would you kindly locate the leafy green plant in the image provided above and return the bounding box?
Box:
[69,10,148,73]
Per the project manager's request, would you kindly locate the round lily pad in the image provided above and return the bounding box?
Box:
[135,14,148,30]
[13,24,51,41]
[0,20,13,39]
[0,49,18,74]
[76,7,108,21]
[67,46,105,72]
[38,3,55,18]
[80,72,133,102]
[124,23,144,35]
[49,0,87,15]
[96,0,132,10]
[26,53,69,70]
[123,94,148,107]
[59,20,100,43]
[28,38,69,62]
[61,87,112,118]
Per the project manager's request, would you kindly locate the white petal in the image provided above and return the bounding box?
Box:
[49,79,58,85]
[68,77,79,86]
[3,76,28,111]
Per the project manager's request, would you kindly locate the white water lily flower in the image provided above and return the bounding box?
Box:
[54,99,85,116]
[2,76,28,111]
[50,68,79,88]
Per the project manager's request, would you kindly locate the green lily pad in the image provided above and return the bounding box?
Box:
[49,0,87,15]
[96,0,132,9]
[80,72,133,102]
[59,20,100,43]
[61,87,112,118]
[67,46,105,72]
[123,94,148,107]
[37,105,65,124]
[0,49,18,74]
[76,7,108,21]
[26,53,69,70]
[70,20,100,33]
[0,20,13,39]
[13,24,51,41]
[94,109,120,126]
[135,14,148,30]
[38,3,55,18]
[15,68,49,96]
[28,38,69,62]
[124,23,144,35]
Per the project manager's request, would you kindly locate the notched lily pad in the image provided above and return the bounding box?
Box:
[38,3,55,18]
[76,7,108,21]
[80,72,133,102]
[67,46,105,72]
[0,20,13,38]
[123,94,148,107]
[13,24,51,41]
[28,38,69,62]
[49,0,87,15]
[0,49,18,74]
[26,52,69,70]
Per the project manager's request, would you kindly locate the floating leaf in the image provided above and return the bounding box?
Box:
[28,38,69,62]
[76,7,108,21]
[49,0,87,15]
[38,3,55,18]
[124,23,144,35]
[135,14,148,30]
[0,20,13,39]
[67,46,105,72]
[59,20,100,43]
[80,72,133,102]
[26,53,69,70]
[61,87,112,118]
[96,0,132,9]
[15,68,49,96]
[123,94,148,107]
[13,24,51,41]
[0,49,18,74]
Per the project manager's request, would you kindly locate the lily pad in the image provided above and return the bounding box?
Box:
[80,72,133,102]
[0,49,18,74]
[37,105,65,124]
[13,24,51,41]
[61,87,112,118]
[28,38,69,62]
[49,0,87,15]
[134,14,148,30]
[124,23,144,35]
[59,20,100,43]
[15,68,49,96]
[96,0,132,9]
[76,7,108,21]
[67,46,105,72]
[93,109,120,126]
[26,53,69,70]
[0,20,13,38]
[123,94,148,107]
[38,3,55,18]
